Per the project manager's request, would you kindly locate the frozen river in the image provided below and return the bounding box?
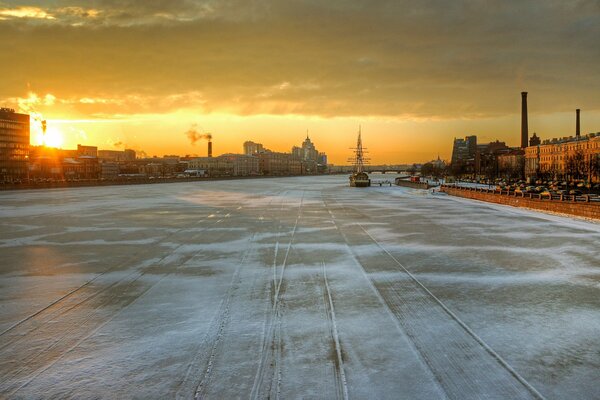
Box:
[0,175,599,399]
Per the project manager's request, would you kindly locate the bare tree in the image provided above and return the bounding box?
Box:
[565,148,586,182]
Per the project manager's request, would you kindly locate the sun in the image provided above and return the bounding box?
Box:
[31,116,66,148]
[43,125,64,148]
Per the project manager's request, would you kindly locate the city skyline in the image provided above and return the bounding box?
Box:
[2,2,600,398]
[1,1,599,164]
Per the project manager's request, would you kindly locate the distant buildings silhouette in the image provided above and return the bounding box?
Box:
[0,109,330,183]
[450,92,600,183]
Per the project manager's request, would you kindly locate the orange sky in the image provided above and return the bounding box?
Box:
[1,1,599,164]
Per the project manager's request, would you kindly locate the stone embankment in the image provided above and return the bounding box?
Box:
[395,178,434,190]
[441,185,600,220]
[0,174,305,191]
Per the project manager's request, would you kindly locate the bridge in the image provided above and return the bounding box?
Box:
[363,165,411,174]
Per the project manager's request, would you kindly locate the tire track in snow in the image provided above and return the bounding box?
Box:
[323,193,545,400]
[190,233,258,400]
[1,209,245,397]
[321,261,349,400]
[250,190,304,400]
[175,190,287,399]
[0,205,233,341]
[249,191,290,400]
[0,207,236,352]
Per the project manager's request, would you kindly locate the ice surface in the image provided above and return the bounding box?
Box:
[0,175,599,399]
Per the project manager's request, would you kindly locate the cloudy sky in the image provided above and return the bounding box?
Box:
[1,0,599,162]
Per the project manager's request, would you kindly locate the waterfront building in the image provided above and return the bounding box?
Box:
[28,146,63,181]
[475,141,513,179]
[243,141,265,156]
[0,108,29,183]
[188,156,234,177]
[61,156,100,180]
[100,162,119,179]
[450,135,477,176]
[497,149,525,180]
[524,110,600,182]
[139,162,164,178]
[451,135,477,165]
[258,151,293,176]
[525,133,600,181]
[218,154,259,176]
[98,149,136,161]
[77,144,98,158]
[292,134,320,162]
[318,152,327,166]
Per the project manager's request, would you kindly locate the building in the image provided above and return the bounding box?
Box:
[28,146,64,181]
[292,134,320,163]
[77,144,98,158]
[475,140,512,179]
[431,155,446,169]
[243,141,265,156]
[451,135,477,165]
[62,156,100,180]
[450,135,477,175]
[100,162,119,179]
[318,152,327,166]
[524,110,600,182]
[98,149,136,162]
[0,108,29,183]
[258,151,293,175]
[497,149,525,180]
[218,154,259,176]
[291,133,326,174]
[188,157,234,176]
[525,133,600,181]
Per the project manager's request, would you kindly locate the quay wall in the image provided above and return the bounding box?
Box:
[395,179,431,190]
[0,174,305,192]
[441,185,600,220]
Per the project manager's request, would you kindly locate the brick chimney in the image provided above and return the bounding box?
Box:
[521,92,528,148]
[576,109,581,139]
[208,141,213,158]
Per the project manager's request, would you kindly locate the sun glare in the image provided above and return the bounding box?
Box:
[31,116,66,148]
[43,126,64,148]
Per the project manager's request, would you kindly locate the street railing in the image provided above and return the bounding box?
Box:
[441,184,600,204]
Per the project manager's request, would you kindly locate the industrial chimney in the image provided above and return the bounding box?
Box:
[521,92,528,148]
[576,109,581,139]
[208,140,212,158]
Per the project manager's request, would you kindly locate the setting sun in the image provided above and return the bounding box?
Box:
[31,116,64,148]
[42,125,64,148]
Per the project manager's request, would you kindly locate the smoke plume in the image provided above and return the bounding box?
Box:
[186,124,211,145]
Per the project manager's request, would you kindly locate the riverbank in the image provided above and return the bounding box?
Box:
[394,178,437,190]
[441,184,600,220]
[0,174,312,191]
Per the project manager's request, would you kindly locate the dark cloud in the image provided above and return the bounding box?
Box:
[1,0,599,119]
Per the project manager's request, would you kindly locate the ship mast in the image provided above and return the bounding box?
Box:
[349,125,368,173]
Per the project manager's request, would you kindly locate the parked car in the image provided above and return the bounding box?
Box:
[569,190,583,196]
[540,189,556,198]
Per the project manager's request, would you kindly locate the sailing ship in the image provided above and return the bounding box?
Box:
[349,126,371,187]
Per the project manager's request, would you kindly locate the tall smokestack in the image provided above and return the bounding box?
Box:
[208,141,212,158]
[576,109,581,138]
[521,92,528,148]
